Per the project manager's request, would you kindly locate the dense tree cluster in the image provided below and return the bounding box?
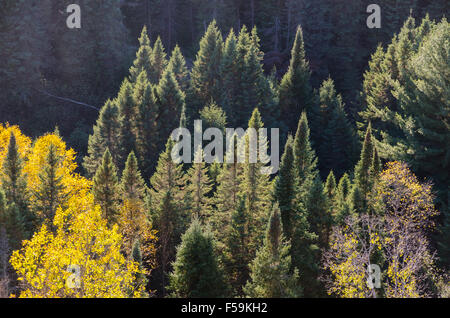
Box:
[0,3,448,298]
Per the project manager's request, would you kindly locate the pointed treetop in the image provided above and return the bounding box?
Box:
[248,108,264,130]
[138,26,151,47]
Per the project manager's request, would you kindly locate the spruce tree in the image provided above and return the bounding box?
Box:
[223,195,250,296]
[190,20,223,116]
[240,109,272,257]
[92,149,120,226]
[149,36,168,84]
[33,143,67,229]
[185,148,213,220]
[169,218,227,298]
[334,173,353,225]
[243,204,301,298]
[305,175,330,249]
[131,239,149,297]
[156,68,185,151]
[279,26,315,135]
[167,45,189,92]
[129,26,153,83]
[83,99,120,177]
[324,171,336,201]
[133,70,158,179]
[200,101,227,132]
[318,78,358,178]
[274,135,296,239]
[117,79,137,171]
[149,138,187,296]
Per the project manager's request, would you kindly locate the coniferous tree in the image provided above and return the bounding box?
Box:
[131,239,149,297]
[119,151,149,257]
[185,148,213,220]
[167,45,189,92]
[200,101,227,132]
[149,36,168,84]
[190,20,223,116]
[33,143,67,230]
[279,26,315,135]
[149,138,187,296]
[244,203,301,298]
[333,173,353,225]
[240,109,272,257]
[133,70,158,179]
[169,218,227,298]
[117,80,137,171]
[156,67,185,151]
[318,78,358,178]
[92,149,120,226]
[324,171,336,201]
[274,135,296,239]
[223,195,250,296]
[83,99,120,177]
[129,26,153,83]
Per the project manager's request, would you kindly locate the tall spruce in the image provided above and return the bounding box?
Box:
[83,99,120,177]
[129,26,153,83]
[243,203,301,298]
[117,80,137,171]
[279,26,315,135]
[149,36,168,84]
[92,149,120,226]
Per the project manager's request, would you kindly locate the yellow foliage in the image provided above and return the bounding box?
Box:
[10,192,145,298]
[0,124,32,180]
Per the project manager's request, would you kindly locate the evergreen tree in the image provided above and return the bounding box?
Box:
[185,148,213,220]
[33,143,67,230]
[200,100,227,132]
[279,26,315,135]
[167,45,189,92]
[149,36,168,84]
[133,71,158,179]
[318,78,358,178]
[131,239,149,297]
[223,195,250,296]
[324,171,336,201]
[244,203,301,298]
[169,218,227,297]
[240,109,272,257]
[190,20,223,115]
[92,149,120,226]
[117,80,137,171]
[334,173,353,225]
[149,138,187,296]
[274,135,296,239]
[129,26,153,83]
[156,68,185,151]
[83,99,120,177]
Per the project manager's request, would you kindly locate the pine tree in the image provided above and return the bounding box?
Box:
[274,135,296,239]
[279,26,315,135]
[190,20,223,116]
[129,26,153,83]
[117,80,137,171]
[92,149,120,226]
[131,239,149,297]
[83,99,120,177]
[219,30,239,122]
[305,175,330,249]
[169,218,227,297]
[243,203,301,298]
[200,100,227,132]
[149,36,168,84]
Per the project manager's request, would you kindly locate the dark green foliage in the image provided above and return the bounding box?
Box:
[169,218,227,298]
[324,171,336,201]
[293,112,318,186]
[92,149,120,225]
[279,26,315,135]
[129,26,153,83]
[117,80,137,171]
[274,135,295,239]
[244,203,301,298]
[333,173,353,225]
[318,78,358,178]
[149,36,168,84]
[121,152,147,202]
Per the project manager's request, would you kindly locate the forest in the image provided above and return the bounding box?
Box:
[0,0,449,298]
